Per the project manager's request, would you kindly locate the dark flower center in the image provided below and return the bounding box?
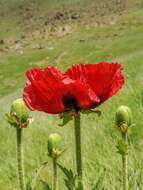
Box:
[62,94,80,112]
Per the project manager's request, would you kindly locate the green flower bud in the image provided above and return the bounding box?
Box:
[10,98,29,123]
[115,105,132,131]
[48,133,63,159]
[5,98,31,128]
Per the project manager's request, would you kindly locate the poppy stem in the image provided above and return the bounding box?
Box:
[122,132,128,190]
[74,114,83,188]
[16,128,25,190]
[53,157,57,190]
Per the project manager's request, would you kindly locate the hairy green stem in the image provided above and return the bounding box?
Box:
[122,133,128,190]
[53,158,57,190]
[16,128,25,190]
[74,114,83,188]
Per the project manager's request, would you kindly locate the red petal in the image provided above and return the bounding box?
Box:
[62,78,99,110]
[23,67,65,114]
[65,62,124,104]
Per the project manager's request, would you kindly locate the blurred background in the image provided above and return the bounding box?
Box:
[0,0,143,189]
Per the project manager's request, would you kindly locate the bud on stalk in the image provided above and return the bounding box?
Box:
[5,98,31,190]
[115,105,133,190]
[48,133,63,190]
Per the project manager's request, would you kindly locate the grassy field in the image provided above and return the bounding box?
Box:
[0,0,143,189]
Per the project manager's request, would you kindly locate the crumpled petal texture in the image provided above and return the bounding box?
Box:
[65,62,124,105]
[23,62,124,114]
[23,67,99,114]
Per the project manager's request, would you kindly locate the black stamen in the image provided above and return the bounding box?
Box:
[62,94,80,112]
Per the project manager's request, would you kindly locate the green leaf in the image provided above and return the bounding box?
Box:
[58,163,76,190]
[76,182,84,190]
[26,162,49,190]
[59,113,73,127]
[81,109,102,116]
[116,140,128,155]
[5,113,18,128]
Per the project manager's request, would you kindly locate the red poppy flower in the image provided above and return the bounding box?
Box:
[23,62,124,114]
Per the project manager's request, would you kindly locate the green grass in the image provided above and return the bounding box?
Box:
[0,1,143,190]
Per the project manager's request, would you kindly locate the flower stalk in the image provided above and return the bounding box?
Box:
[74,114,83,188]
[16,127,25,190]
[53,157,57,190]
[122,132,128,190]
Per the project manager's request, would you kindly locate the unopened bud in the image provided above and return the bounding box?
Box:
[48,133,63,159]
[6,98,30,128]
[115,105,132,131]
[10,98,29,123]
